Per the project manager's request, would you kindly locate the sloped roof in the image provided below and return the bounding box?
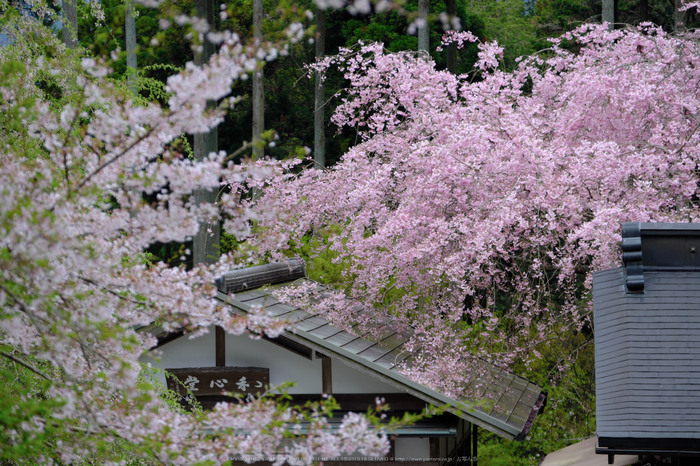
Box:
[215,261,545,441]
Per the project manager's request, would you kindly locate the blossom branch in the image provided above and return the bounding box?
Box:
[0,350,53,381]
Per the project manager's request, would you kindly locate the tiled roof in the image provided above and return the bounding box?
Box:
[216,264,545,441]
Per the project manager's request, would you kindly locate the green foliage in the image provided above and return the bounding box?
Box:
[463,0,537,69]
[0,6,87,190]
[0,350,66,464]
[341,13,412,50]
[534,0,597,35]
[134,63,180,102]
[534,0,700,39]
[147,366,204,415]
[220,231,241,256]
[0,346,206,465]
[34,1,695,461]
[78,0,163,75]
[329,1,484,71]
[477,325,595,464]
[283,225,348,284]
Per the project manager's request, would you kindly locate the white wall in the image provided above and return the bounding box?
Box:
[332,357,401,394]
[224,330,321,394]
[141,326,401,395]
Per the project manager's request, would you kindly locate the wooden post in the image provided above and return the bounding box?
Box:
[466,422,471,464]
[472,424,477,466]
[429,437,439,460]
[322,356,332,394]
[215,325,225,366]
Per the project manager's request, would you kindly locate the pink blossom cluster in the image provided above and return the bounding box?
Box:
[252,25,700,397]
[0,11,389,464]
[435,30,477,52]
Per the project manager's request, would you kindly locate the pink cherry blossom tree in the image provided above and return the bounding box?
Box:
[251,23,700,396]
[0,2,395,463]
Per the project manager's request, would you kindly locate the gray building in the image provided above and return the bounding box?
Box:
[594,222,700,464]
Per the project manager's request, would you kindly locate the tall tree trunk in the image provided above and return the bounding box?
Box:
[193,0,220,266]
[62,0,78,49]
[446,0,457,74]
[125,0,137,95]
[675,0,687,30]
[313,8,326,169]
[602,0,616,30]
[252,0,264,159]
[418,0,429,56]
[639,0,648,23]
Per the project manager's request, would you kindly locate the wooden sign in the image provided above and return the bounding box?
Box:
[165,366,269,397]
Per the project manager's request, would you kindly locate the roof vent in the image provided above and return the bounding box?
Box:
[621,222,700,293]
[215,259,306,294]
[621,222,644,292]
